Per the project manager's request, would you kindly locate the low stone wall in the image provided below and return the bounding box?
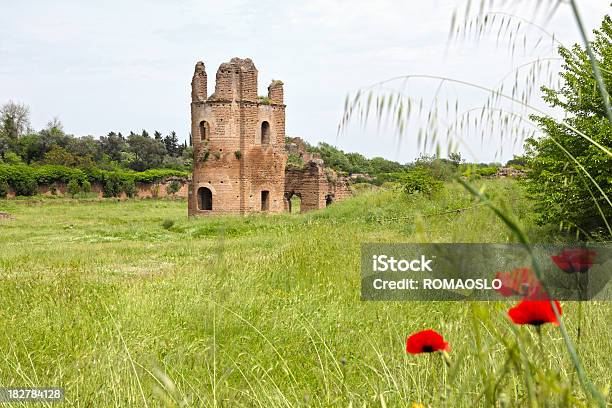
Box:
[4,179,190,199]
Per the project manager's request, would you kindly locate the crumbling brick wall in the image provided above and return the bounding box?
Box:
[188,58,287,216]
[284,160,352,213]
[188,57,351,216]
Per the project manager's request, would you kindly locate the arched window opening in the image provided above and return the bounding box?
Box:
[199,121,209,143]
[261,121,270,145]
[198,187,212,210]
[261,190,270,211]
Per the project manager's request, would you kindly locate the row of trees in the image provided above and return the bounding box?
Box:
[0,102,191,172]
[296,140,507,184]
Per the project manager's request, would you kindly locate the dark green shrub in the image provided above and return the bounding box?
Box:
[120,179,136,198]
[0,165,38,196]
[133,169,188,183]
[34,165,86,185]
[402,167,443,196]
[166,180,181,195]
[477,166,499,177]
[12,173,37,196]
[13,177,37,196]
[287,153,304,168]
[100,172,137,197]
[0,180,9,198]
[67,179,80,197]
[81,179,91,193]
[161,219,175,229]
[463,166,499,178]
[102,173,123,197]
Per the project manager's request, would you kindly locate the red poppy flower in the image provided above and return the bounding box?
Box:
[406,329,450,354]
[508,299,562,326]
[551,248,596,273]
[495,267,546,299]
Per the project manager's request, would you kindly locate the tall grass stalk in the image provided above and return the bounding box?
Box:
[339,1,610,406]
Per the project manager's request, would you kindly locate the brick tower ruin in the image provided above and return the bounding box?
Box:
[188,58,287,215]
[188,57,352,216]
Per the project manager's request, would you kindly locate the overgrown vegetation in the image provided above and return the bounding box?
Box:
[337,3,612,405]
[289,137,505,186]
[2,179,604,407]
[525,16,612,238]
[0,164,188,197]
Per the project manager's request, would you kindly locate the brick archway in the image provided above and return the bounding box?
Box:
[197,187,213,210]
[284,191,302,213]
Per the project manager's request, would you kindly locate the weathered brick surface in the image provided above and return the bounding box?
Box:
[284,160,352,212]
[188,58,351,216]
[191,61,207,102]
[268,80,284,104]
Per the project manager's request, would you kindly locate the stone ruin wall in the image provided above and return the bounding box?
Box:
[284,160,352,212]
[189,101,244,214]
[189,58,287,216]
[188,57,351,216]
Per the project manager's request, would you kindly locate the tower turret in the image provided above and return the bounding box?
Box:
[268,80,284,104]
[212,57,258,101]
[191,61,207,102]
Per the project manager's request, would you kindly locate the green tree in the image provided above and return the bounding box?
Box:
[42,146,77,166]
[163,131,180,156]
[67,135,102,162]
[525,15,612,237]
[127,132,166,171]
[99,132,126,163]
[0,101,31,140]
[16,133,44,164]
[317,143,352,173]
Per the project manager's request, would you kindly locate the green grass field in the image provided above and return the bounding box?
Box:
[0,179,609,407]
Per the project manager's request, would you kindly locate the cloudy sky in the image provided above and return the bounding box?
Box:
[0,1,609,163]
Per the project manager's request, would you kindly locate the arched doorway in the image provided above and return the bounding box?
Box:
[198,187,212,210]
[285,192,301,214]
[325,195,333,207]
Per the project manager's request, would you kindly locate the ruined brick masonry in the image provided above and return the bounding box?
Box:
[188,57,351,216]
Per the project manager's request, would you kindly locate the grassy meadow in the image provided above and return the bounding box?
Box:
[0,179,609,407]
